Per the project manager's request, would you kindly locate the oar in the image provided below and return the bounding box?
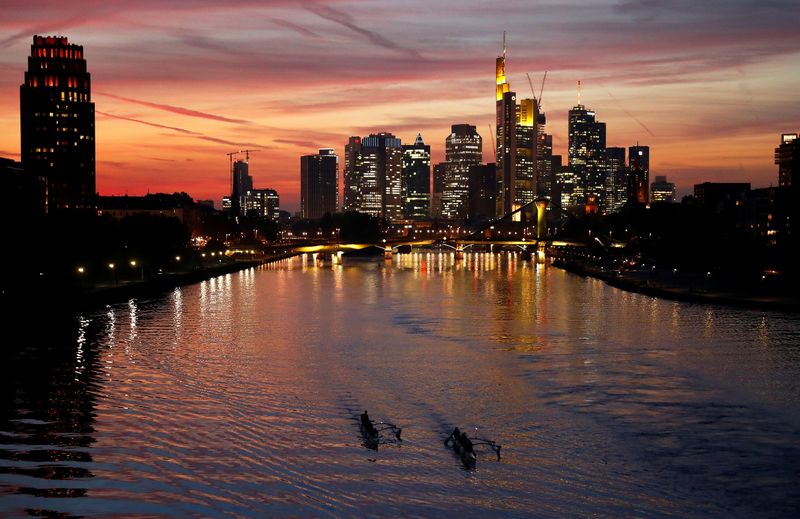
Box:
[472,438,502,460]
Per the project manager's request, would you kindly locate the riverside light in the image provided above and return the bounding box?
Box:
[130,260,137,267]
[175,256,181,261]
[77,266,85,274]
[108,263,114,269]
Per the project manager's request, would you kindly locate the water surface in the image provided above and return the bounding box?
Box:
[2,253,799,517]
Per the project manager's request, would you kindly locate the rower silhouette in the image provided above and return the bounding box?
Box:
[361,410,378,437]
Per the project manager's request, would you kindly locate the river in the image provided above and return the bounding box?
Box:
[1,252,799,517]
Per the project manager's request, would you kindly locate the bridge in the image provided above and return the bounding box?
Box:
[256,197,622,263]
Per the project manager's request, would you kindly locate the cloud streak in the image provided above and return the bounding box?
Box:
[96,92,249,124]
[305,3,422,59]
[97,111,268,149]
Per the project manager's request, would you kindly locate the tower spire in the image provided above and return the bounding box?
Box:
[577,80,581,106]
[503,31,506,57]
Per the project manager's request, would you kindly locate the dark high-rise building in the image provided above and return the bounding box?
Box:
[468,163,496,222]
[650,176,676,203]
[300,148,338,219]
[245,188,280,220]
[343,136,362,211]
[20,35,95,212]
[431,162,447,218]
[628,145,650,203]
[694,182,750,214]
[231,159,252,216]
[496,40,516,218]
[604,147,627,212]
[775,133,799,188]
[1,157,41,218]
[401,134,431,219]
[442,124,482,220]
[568,88,606,208]
[535,113,553,199]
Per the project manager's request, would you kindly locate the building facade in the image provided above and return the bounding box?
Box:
[776,133,799,188]
[568,98,606,208]
[300,148,338,219]
[401,134,431,219]
[604,147,627,212]
[442,124,482,220]
[231,159,252,216]
[468,163,497,222]
[343,136,362,211]
[496,42,516,218]
[245,188,280,220]
[629,145,650,203]
[650,175,676,203]
[20,35,95,212]
[514,98,536,219]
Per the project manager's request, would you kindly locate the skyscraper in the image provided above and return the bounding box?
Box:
[496,37,516,218]
[343,136,362,211]
[468,163,496,222]
[604,147,627,212]
[442,124,482,220]
[568,87,606,208]
[350,133,403,221]
[535,113,553,200]
[231,159,252,216]
[401,134,431,219]
[20,35,95,212]
[431,162,447,218]
[628,145,650,203]
[300,148,338,219]
[514,98,536,219]
[775,133,799,188]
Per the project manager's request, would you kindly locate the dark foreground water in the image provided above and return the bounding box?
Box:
[1,252,799,518]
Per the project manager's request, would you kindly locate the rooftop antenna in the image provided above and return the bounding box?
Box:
[577,80,582,106]
[503,31,506,57]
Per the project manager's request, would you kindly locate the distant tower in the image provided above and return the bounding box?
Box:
[231,159,252,216]
[496,32,516,217]
[567,87,606,207]
[20,35,95,212]
[300,148,338,219]
[401,133,431,219]
[628,145,650,203]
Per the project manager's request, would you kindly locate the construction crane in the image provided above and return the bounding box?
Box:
[526,71,548,107]
[226,149,261,183]
[526,73,536,101]
[538,71,547,106]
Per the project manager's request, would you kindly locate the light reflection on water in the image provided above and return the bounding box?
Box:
[1,252,800,517]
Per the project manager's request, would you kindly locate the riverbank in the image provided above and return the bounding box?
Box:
[0,252,299,313]
[74,252,299,309]
[553,258,800,313]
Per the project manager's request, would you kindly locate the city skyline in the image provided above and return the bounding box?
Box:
[1,1,799,210]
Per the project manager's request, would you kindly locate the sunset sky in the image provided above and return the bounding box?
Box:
[1,0,798,211]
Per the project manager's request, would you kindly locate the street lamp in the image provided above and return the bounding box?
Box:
[108,263,117,286]
[130,260,143,281]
